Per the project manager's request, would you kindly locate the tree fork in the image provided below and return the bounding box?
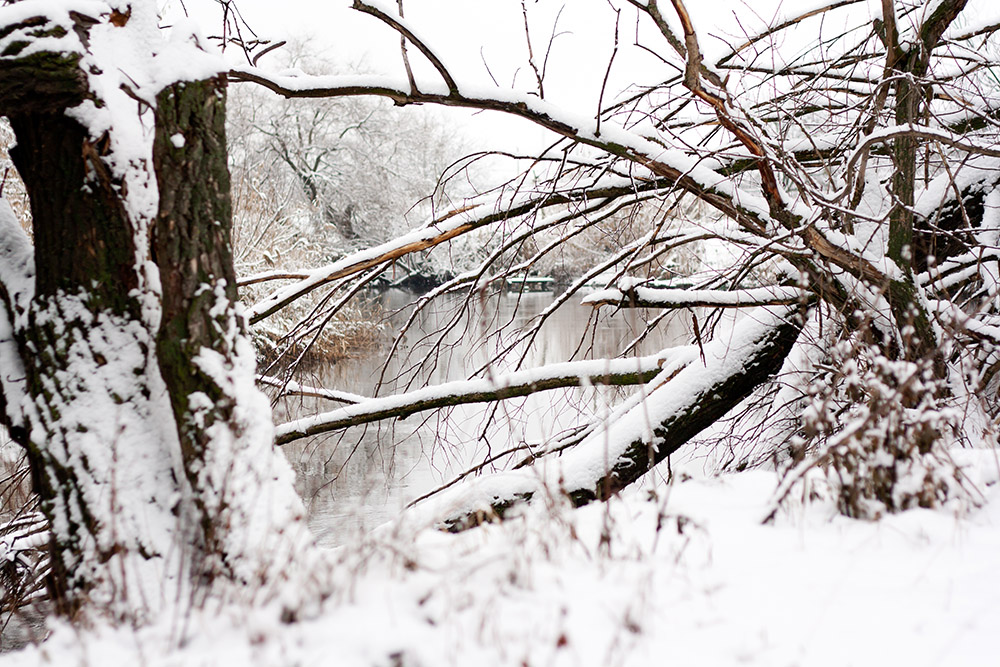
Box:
[0,6,314,614]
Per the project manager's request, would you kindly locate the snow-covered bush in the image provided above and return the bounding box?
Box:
[793,339,971,518]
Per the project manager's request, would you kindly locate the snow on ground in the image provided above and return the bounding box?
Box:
[5,450,1000,666]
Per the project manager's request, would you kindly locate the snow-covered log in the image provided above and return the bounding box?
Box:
[582,284,808,310]
[421,307,804,530]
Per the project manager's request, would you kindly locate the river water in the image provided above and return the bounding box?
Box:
[275,289,693,546]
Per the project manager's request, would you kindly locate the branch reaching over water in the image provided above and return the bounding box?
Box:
[274,350,697,445]
[582,284,808,309]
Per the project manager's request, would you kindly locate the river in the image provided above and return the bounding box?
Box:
[275,288,694,546]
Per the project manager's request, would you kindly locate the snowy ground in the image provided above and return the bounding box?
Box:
[4,449,1000,666]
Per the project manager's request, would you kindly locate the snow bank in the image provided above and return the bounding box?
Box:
[6,451,999,665]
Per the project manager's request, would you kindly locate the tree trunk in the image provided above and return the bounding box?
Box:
[152,75,314,595]
[6,106,181,619]
[0,4,316,620]
[883,0,969,371]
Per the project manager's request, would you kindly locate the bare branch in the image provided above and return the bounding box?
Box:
[257,375,365,404]
[351,0,459,95]
[715,0,868,67]
[244,177,686,323]
[274,351,694,445]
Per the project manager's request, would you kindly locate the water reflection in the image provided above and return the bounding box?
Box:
[275,289,693,546]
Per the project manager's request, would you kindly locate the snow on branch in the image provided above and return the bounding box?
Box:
[714,0,868,67]
[245,177,683,322]
[228,63,782,232]
[257,375,366,405]
[273,349,698,445]
[582,284,809,309]
[835,124,1000,204]
[350,0,458,95]
[409,306,804,530]
[0,2,96,115]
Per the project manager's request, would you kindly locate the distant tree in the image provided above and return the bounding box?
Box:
[226,53,473,371]
[228,50,467,263]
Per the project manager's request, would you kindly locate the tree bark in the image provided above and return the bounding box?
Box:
[6,108,179,619]
[153,75,242,578]
[152,75,313,590]
[0,5,315,618]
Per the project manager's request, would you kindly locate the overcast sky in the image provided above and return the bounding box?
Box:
[161,1,994,156]
[161,0,750,153]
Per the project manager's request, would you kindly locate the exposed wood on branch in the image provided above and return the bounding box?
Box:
[244,178,687,323]
[626,0,725,88]
[238,270,312,287]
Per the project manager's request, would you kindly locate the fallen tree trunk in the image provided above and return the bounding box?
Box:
[416,306,805,531]
[571,310,803,504]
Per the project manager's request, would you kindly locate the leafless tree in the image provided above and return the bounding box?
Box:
[234,0,1000,522]
[1,0,999,627]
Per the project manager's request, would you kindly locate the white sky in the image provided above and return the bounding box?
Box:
[162,0,712,153]
[161,1,994,155]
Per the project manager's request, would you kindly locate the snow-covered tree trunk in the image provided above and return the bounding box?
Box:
[881,0,968,371]
[0,1,315,621]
